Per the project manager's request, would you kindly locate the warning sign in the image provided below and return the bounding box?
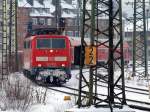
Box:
[85,46,96,66]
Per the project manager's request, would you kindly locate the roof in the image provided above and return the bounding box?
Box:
[18,0,78,18]
[62,11,77,18]
[61,0,75,9]
[18,0,55,17]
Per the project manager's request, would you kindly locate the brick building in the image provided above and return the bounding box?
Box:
[17,0,123,51]
[17,0,79,51]
[17,7,30,51]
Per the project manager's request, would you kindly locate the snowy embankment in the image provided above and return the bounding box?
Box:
[0,68,149,112]
[0,70,78,112]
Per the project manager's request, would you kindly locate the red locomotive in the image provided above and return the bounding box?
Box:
[23,29,72,84]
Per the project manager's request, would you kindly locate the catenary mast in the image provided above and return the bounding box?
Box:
[78,0,126,111]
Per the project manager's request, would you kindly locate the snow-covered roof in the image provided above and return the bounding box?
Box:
[43,0,55,10]
[18,0,54,8]
[61,0,75,9]
[30,9,53,17]
[18,0,32,7]
[62,11,77,18]
[18,0,77,18]
[18,0,55,17]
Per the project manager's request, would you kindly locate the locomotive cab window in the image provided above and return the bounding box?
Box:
[37,38,51,49]
[52,38,65,48]
[36,38,66,49]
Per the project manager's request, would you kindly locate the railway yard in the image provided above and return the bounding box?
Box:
[1,0,150,112]
[20,68,150,112]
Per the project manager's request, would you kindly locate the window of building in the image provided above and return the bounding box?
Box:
[74,18,79,26]
[64,9,71,14]
[39,18,45,25]
[32,18,37,25]
[47,18,52,25]
[45,8,50,13]
[147,40,150,45]
[24,41,31,49]
[148,50,150,56]
[37,8,43,14]
[66,31,73,36]
[85,33,90,38]
[67,19,73,26]
[31,8,35,13]
[75,31,79,37]
[38,0,44,5]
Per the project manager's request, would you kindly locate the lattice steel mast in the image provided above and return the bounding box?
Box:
[1,0,8,80]
[8,0,18,72]
[133,0,148,77]
[78,0,126,111]
[1,0,18,79]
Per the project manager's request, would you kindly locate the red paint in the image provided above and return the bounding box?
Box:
[23,35,71,69]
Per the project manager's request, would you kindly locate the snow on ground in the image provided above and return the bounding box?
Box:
[27,91,74,112]
[0,68,149,112]
[66,105,145,112]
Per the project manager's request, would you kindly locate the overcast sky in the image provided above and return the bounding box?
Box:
[122,0,150,17]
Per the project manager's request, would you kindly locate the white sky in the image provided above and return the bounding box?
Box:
[122,0,150,17]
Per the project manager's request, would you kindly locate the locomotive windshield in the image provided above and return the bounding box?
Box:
[36,38,66,49]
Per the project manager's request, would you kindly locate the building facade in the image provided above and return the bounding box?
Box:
[17,0,79,50]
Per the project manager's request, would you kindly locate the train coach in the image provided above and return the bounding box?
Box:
[23,34,72,85]
[69,37,130,66]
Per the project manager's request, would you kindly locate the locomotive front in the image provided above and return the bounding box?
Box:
[24,35,72,85]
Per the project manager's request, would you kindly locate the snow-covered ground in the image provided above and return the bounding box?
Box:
[0,68,149,112]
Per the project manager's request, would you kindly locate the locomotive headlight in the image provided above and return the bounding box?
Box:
[50,50,53,52]
[54,56,67,61]
[62,64,65,67]
[38,64,41,67]
[36,56,48,61]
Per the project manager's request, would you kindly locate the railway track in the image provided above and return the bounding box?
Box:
[25,71,150,111]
